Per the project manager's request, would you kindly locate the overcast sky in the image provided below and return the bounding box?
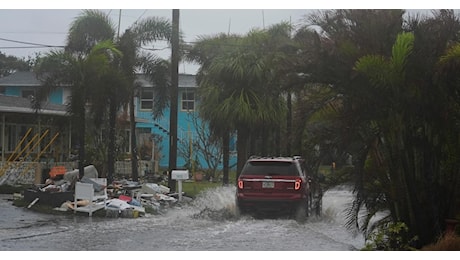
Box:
[0,9,312,74]
[1,1,458,74]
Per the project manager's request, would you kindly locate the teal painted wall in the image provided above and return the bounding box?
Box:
[5,86,63,105]
[136,88,237,172]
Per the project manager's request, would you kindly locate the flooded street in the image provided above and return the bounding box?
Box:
[0,185,365,251]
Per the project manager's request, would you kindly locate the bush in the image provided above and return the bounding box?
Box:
[362,222,418,251]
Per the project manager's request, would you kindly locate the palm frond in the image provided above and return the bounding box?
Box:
[391,32,414,74]
[137,53,171,119]
[66,9,116,54]
[130,16,172,45]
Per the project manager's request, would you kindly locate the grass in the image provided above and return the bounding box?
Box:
[171,170,237,198]
[180,181,227,198]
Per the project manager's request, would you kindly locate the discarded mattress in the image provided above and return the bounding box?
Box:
[140,183,170,194]
[106,198,145,214]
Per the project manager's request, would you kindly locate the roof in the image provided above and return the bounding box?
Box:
[0,71,197,88]
[0,71,41,87]
[0,95,67,116]
[133,74,197,88]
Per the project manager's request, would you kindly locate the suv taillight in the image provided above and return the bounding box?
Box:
[295,178,302,190]
[238,180,244,189]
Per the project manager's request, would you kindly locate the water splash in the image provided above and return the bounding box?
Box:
[186,184,360,223]
[188,185,239,220]
[321,184,356,224]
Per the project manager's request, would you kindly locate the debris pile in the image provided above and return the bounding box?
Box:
[21,165,189,218]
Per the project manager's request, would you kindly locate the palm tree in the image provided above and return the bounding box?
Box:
[116,18,172,182]
[352,31,417,239]
[307,9,460,247]
[186,33,241,185]
[188,27,291,181]
[293,9,407,239]
[34,40,123,179]
[62,10,172,182]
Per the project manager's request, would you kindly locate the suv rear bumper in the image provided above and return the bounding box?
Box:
[236,194,305,213]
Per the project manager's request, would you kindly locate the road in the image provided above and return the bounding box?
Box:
[0,185,365,252]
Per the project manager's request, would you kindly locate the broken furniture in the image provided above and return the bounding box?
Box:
[73,178,107,216]
[23,187,74,207]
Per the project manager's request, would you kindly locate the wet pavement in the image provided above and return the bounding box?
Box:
[0,185,366,251]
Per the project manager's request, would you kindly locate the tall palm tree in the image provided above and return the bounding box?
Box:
[293,9,408,239]
[63,10,172,182]
[116,18,172,182]
[34,40,123,179]
[308,9,460,247]
[61,10,122,181]
[350,10,460,247]
[188,27,289,180]
[353,31,416,238]
[186,33,241,185]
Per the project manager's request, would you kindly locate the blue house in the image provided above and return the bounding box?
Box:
[134,73,237,173]
[0,71,71,164]
[0,71,236,176]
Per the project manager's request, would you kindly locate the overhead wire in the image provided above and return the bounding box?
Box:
[0,37,64,49]
[0,31,306,58]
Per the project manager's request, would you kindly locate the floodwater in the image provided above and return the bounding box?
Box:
[0,185,365,252]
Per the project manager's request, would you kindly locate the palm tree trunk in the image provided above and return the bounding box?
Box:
[107,100,116,183]
[222,131,229,185]
[77,108,85,179]
[286,92,292,155]
[130,94,139,181]
[236,126,249,182]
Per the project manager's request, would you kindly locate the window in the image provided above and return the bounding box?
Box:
[140,87,153,110]
[181,91,195,111]
[21,89,35,99]
[241,161,300,176]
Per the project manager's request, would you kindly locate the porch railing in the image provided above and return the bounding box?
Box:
[0,160,155,186]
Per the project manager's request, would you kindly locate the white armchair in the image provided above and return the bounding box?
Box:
[73,178,107,216]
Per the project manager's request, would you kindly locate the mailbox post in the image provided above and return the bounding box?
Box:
[171,169,189,202]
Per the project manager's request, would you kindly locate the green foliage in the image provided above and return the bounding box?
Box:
[188,24,295,175]
[323,165,355,189]
[0,52,30,77]
[294,10,460,248]
[362,222,418,251]
[181,181,221,198]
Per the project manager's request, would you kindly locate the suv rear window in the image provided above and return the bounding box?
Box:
[241,161,300,176]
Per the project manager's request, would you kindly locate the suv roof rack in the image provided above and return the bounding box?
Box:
[248,155,302,161]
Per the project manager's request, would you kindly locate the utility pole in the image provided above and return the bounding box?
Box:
[168,9,179,192]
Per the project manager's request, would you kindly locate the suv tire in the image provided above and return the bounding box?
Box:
[314,197,322,217]
[294,198,309,223]
[234,199,242,219]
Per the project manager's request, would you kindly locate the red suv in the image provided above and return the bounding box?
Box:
[235,156,321,222]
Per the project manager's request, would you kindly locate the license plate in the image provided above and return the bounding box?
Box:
[262,181,274,188]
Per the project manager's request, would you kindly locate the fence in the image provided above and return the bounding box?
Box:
[0,160,155,186]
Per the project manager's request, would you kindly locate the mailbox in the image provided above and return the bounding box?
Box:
[171,170,189,180]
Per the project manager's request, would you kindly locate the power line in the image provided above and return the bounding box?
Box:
[0,37,64,49]
[133,10,148,25]
[0,46,58,49]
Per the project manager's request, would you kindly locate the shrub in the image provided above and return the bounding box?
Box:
[362,222,418,251]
